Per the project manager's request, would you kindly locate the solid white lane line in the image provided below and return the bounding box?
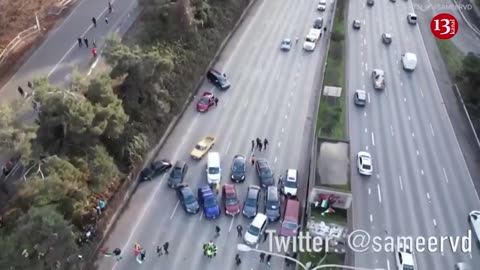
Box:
[443,168,449,183]
[370,214,373,222]
[390,125,394,136]
[365,128,368,133]
[371,132,375,146]
[399,176,403,191]
[387,259,391,270]
[264,104,269,114]
[430,123,435,136]
[377,184,382,203]
[420,88,424,98]
[421,169,424,175]
[224,141,231,155]
[368,93,371,103]
[229,216,235,232]
[170,200,180,220]
[368,188,371,195]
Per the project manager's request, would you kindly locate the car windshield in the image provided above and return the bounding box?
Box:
[266,200,279,210]
[205,198,217,208]
[184,193,196,204]
[245,197,256,207]
[233,160,244,172]
[218,75,227,84]
[208,167,220,174]
[283,40,291,45]
[199,97,209,104]
[283,221,298,230]
[285,180,297,188]
[195,144,206,151]
[260,168,272,178]
[226,197,238,205]
[172,168,182,178]
[247,225,260,236]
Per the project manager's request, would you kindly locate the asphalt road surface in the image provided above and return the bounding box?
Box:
[94,0,334,269]
[348,0,480,270]
[0,0,138,162]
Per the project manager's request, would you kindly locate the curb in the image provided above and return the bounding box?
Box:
[87,0,258,266]
[453,84,480,148]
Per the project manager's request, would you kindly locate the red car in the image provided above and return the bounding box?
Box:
[197,91,215,112]
[222,184,240,216]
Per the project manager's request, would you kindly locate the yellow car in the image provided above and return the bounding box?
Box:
[190,136,215,159]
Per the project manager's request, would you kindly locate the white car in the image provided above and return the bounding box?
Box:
[317,0,327,11]
[357,151,373,176]
[280,38,292,51]
[407,13,417,24]
[283,169,298,196]
[244,213,268,245]
[372,69,385,90]
[401,53,417,71]
[395,242,416,270]
[468,210,480,244]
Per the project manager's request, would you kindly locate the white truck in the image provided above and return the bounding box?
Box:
[303,28,322,52]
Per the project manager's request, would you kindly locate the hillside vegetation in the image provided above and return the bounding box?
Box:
[0,0,250,269]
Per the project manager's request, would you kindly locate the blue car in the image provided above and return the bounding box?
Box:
[198,185,221,219]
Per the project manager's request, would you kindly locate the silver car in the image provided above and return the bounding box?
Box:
[382,33,392,44]
[280,38,292,51]
[354,90,367,106]
[372,69,385,90]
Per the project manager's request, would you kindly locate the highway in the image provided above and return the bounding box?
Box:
[94,0,333,269]
[347,0,480,269]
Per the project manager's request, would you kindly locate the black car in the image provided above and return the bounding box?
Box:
[231,155,246,182]
[206,69,231,90]
[367,0,374,6]
[313,17,324,29]
[256,159,274,187]
[175,184,200,214]
[242,185,260,218]
[168,161,188,188]
[264,186,280,221]
[139,159,172,181]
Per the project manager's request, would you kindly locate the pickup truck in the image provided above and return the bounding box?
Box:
[190,136,215,159]
[198,185,220,219]
[303,28,322,51]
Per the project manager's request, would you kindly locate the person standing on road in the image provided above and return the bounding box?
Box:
[163,242,169,255]
[258,141,263,151]
[91,48,97,58]
[92,17,97,27]
[105,17,109,24]
[256,138,261,148]
[17,86,25,98]
[266,254,272,266]
[156,245,163,256]
[83,37,89,48]
[27,81,33,89]
[264,138,268,149]
[236,224,243,238]
[250,155,256,166]
[235,254,241,265]
[260,252,265,262]
[108,1,113,13]
[214,97,219,106]
[92,39,97,48]
[215,225,221,237]
[77,37,83,47]
[251,140,255,151]
[263,230,269,242]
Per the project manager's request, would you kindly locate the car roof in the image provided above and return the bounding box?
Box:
[358,151,371,157]
[267,186,279,200]
[355,90,366,99]
[373,69,385,75]
[251,213,267,226]
[384,33,392,37]
[223,184,236,193]
[248,185,261,195]
[174,160,186,168]
[398,250,414,265]
[234,155,245,162]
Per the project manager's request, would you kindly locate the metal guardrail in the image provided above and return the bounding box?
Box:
[453,84,480,148]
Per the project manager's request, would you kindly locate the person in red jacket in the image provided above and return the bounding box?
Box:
[91,48,97,58]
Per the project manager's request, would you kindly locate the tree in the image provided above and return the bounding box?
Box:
[463,52,480,88]
[86,145,120,193]
[0,206,78,270]
[0,102,37,161]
